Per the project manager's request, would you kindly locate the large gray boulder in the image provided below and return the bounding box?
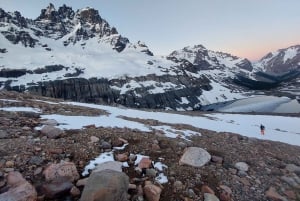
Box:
[80,169,129,201]
[179,147,211,167]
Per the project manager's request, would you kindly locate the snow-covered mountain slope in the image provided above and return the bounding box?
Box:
[1,4,299,111]
[0,4,253,110]
[254,45,300,73]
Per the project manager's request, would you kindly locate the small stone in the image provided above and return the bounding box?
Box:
[284,190,296,200]
[5,161,14,168]
[42,119,58,126]
[22,126,31,131]
[76,178,88,187]
[116,153,128,162]
[211,155,223,164]
[29,156,44,165]
[70,186,81,197]
[173,180,184,192]
[90,136,99,143]
[280,176,299,188]
[146,168,157,178]
[234,162,249,172]
[201,185,215,194]
[187,188,196,198]
[204,193,220,201]
[48,148,64,154]
[177,142,187,149]
[129,184,137,190]
[99,141,111,149]
[3,168,14,172]
[265,186,286,201]
[285,164,300,174]
[35,147,42,152]
[151,143,161,150]
[219,185,232,201]
[0,180,5,188]
[34,167,43,176]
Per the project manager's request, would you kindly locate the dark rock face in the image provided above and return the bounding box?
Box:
[12,74,211,110]
[233,70,300,90]
[1,30,38,47]
[0,9,27,28]
[236,59,253,71]
[0,69,28,78]
[1,4,135,54]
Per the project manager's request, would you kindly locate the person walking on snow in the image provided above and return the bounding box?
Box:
[260,124,265,135]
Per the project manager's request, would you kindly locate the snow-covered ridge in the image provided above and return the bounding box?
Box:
[254,45,300,73]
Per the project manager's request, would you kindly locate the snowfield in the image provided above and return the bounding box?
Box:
[1,98,299,146]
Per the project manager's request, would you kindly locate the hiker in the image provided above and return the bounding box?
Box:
[260,124,265,135]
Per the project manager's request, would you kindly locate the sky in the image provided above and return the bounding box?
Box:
[1,0,300,61]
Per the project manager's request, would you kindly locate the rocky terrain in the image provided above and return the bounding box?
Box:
[0,90,300,201]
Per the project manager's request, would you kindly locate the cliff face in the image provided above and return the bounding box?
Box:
[9,74,211,110]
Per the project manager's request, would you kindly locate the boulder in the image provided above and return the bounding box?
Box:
[80,169,129,201]
[179,147,211,167]
[143,181,162,201]
[41,125,64,139]
[43,161,79,182]
[0,171,37,201]
[41,179,73,199]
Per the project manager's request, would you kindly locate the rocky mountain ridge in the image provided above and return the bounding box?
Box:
[0,4,300,110]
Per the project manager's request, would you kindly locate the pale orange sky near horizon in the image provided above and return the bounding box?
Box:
[1,0,300,61]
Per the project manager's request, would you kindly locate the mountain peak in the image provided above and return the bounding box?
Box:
[76,7,103,24]
[57,4,75,20]
[36,3,58,22]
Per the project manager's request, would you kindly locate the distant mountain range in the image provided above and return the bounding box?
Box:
[0,4,299,110]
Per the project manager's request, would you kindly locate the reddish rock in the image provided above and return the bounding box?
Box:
[265,187,286,201]
[0,171,37,201]
[138,157,152,169]
[151,143,161,150]
[48,148,64,154]
[211,155,223,164]
[43,161,79,182]
[219,184,232,201]
[144,181,162,201]
[284,190,296,200]
[70,186,81,197]
[116,153,129,162]
[201,185,215,194]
